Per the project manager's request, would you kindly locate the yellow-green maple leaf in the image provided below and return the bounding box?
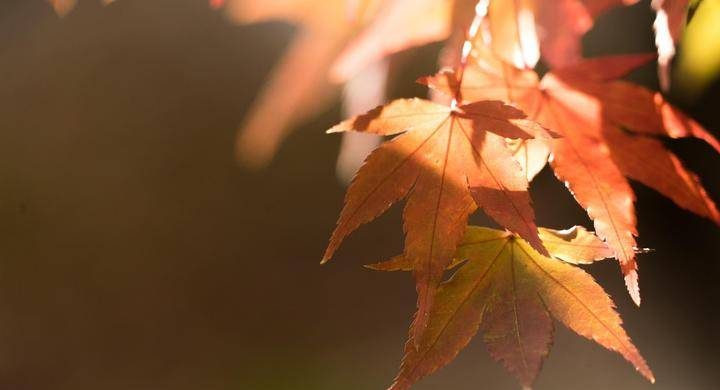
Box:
[372,226,653,389]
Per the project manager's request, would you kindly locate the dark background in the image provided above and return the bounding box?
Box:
[0,1,717,389]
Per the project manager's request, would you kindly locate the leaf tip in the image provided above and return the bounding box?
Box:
[235,129,276,170]
[624,270,641,306]
[326,126,342,134]
[320,252,333,265]
[387,379,408,390]
[637,359,656,383]
[363,262,394,271]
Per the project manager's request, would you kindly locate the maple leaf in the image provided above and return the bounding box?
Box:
[366,225,613,271]
[369,226,655,390]
[322,97,555,345]
[223,0,651,172]
[328,0,460,81]
[448,0,694,88]
[371,226,654,389]
[220,0,467,168]
[221,0,367,168]
[467,0,639,69]
[421,48,720,305]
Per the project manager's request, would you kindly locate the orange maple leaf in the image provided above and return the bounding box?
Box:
[421,48,720,305]
[219,0,467,168]
[322,97,556,345]
[221,0,649,169]
[221,0,370,167]
[467,0,639,69]
[371,226,653,389]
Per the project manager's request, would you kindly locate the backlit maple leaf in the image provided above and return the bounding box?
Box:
[372,226,653,389]
[220,0,466,169]
[322,97,555,345]
[467,0,639,69]
[222,0,370,168]
[220,0,653,172]
[421,48,720,305]
[366,225,614,271]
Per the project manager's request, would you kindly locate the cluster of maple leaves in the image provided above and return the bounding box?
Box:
[51,0,717,388]
[296,0,715,388]
[217,0,694,173]
[330,45,719,387]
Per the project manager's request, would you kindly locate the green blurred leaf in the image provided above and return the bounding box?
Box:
[676,0,720,100]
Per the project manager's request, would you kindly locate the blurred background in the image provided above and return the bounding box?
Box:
[0,0,718,389]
